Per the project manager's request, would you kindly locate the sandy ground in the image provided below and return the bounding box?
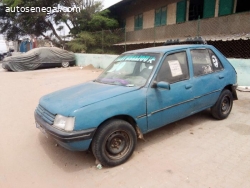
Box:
[0,65,250,188]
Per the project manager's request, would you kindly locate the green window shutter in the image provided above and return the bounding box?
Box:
[138,14,143,29]
[176,0,187,23]
[134,15,138,30]
[135,14,143,30]
[155,9,161,26]
[219,0,234,16]
[161,7,167,25]
[203,0,216,18]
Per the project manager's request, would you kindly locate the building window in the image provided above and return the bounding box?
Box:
[189,0,216,20]
[176,0,187,23]
[134,14,143,30]
[155,6,167,27]
[236,0,250,13]
[189,0,204,20]
[121,19,126,29]
[218,0,234,16]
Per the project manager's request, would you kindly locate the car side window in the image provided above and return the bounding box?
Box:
[208,49,224,71]
[156,51,189,84]
[191,49,214,77]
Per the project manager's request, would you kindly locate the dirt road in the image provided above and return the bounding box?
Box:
[1,66,250,188]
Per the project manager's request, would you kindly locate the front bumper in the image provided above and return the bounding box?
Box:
[34,112,96,150]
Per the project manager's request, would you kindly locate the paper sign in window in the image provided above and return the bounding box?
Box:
[168,60,183,77]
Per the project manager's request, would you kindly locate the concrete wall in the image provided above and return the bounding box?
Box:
[124,0,180,31]
[121,0,179,18]
[126,16,134,32]
[75,54,249,86]
[167,3,177,25]
[228,59,250,87]
[125,11,250,43]
[143,10,155,29]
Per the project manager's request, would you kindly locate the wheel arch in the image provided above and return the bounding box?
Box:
[223,84,238,100]
[92,115,144,143]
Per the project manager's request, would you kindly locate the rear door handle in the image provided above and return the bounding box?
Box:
[185,84,192,89]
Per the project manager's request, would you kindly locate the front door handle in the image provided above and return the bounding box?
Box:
[185,84,192,89]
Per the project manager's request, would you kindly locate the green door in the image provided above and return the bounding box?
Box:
[203,0,216,18]
[176,0,187,23]
[219,0,234,16]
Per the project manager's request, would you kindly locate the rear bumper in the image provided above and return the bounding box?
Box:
[35,112,96,150]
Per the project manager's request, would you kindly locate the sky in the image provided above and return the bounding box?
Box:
[102,0,122,9]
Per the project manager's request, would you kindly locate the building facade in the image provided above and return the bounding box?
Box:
[109,0,250,57]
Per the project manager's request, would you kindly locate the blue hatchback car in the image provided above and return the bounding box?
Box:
[35,44,237,167]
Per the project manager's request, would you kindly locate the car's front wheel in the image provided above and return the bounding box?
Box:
[211,89,233,120]
[61,61,69,68]
[91,119,137,167]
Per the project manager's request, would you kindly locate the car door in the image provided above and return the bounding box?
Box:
[190,48,225,111]
[146,51,195,131]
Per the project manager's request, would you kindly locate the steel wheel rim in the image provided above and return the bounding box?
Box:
[221,95,231,114]
[105,130,131,160]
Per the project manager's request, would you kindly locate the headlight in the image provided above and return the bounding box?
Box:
[53,115,75,131]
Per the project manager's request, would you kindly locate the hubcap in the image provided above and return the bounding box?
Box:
[62,62,69,67]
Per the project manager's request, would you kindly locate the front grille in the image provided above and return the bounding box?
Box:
[36,105,56,125]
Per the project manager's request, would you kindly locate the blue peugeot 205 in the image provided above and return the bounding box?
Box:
[35,40,237,167]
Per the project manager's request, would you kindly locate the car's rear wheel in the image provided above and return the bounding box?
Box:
[211,89,233,120]
[91,119,137,167]
[61,61,69,68]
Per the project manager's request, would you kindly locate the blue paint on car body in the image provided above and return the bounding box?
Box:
[35,44,237,153]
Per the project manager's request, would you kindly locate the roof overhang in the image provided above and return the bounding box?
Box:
[114,33,250,45]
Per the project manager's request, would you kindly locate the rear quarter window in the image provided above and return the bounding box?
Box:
[191,49,223,77]
[208,49,224,72]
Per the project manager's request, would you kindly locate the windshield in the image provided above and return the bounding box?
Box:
[96,53,161,87]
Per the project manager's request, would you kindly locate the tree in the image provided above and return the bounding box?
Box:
[0,0,64,44]
[66,8,120,53]
[0,0,119,49]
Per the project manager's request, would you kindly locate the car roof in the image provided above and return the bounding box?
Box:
[124,44,212,54]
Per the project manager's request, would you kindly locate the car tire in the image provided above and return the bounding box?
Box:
[61,61,69,68]
[91,119,137,167]
[211,89,233,120]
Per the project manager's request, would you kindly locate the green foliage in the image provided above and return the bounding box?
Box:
[88,10,119,31]
[1,0,62,42]
[0,0,120,52]
[67,29,122,54]
[67,31,95,52]
[66,42,87,53]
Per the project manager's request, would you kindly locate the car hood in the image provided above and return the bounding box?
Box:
[39,81,139,116]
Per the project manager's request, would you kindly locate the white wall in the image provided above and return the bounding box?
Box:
[75,53,118,69]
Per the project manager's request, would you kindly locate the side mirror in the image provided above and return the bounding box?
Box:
[153,81,170,90]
